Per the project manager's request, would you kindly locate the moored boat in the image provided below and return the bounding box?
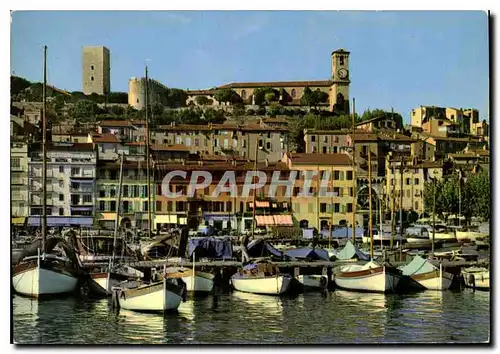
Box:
[334,261,401,293]
[455,228,489,242]
[398,255,453,290]
[462,267,489,290]
[114,278,183,312]
[231,262,292,295]
[165,267,214,293]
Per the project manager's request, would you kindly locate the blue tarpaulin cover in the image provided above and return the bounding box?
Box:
[188,237,233,259]
[246,239,283,258]
[320,226,364,239]
[285,247,330,261]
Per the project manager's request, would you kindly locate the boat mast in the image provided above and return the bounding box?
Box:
[368,149,373,259]
[41,45,47,253]
[390,160,396,248]
[251,140,258,239]
[399,154,404,261]
[379,187,383,251]
[111,154,124,268]
[145,66,152,238]
[329,166,334,250]
[351,98,357,243]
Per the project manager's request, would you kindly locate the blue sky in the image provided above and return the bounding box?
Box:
[11,11,489,123]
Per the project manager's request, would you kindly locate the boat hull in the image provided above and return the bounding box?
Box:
[12,262,78,297]
[89,273,124,296]
[335,266,400,293]
[297,275,327,289]
[411,270,453,290]
[429,232,456,241]
[182,273,214,293]
[231,275,292,295]
[117,281,182,312]
[456,231,488,242]
[462,269,490,290]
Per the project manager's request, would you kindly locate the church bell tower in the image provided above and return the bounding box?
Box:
[330,49,351,114]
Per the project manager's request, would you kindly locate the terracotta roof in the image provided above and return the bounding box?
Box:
[131,120,147,126]
[217,80,333,89]
[305,129,350,135]
[412,161,443,169]
[151,144,190,152]
[156,123,287,132]
[289,153,352,166]
[351,133,379,142]
[378,133,416,143]
[47,142,95,151]
[355,115,389,126]
[98,120,132,127]
[91,133,120,144]
[186,89,216,95]
[156,124,211,132]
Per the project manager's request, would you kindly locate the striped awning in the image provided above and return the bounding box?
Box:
[255,215,275,226]
[255,215,293,227]
[273,215,293,226]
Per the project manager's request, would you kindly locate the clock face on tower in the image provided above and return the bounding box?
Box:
[338,68,348,79]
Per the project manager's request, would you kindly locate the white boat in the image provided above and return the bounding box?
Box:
[296,274,327,289]
[398,256,453,290]
[231,262,292,295]
[428,226,456,241]
[462,267,490,290]
[361,230,405,245]
[12,252,79,297]
[455,228,488,242]
[165,267,214,293]
[114,279,183,312]
[334,261,401,293]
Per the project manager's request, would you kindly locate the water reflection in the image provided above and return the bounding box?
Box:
[12,289,490,344]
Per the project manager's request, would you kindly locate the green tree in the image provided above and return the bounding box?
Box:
[165,89,188,108]
[253,87,279,106]
[11,76,32,97]
[195,95,211,106]
[464,170,490,221]
[108,105,125,117]
[69,100,101,120]
[204,108,226,124]
[107,92,128,104]
[288,118,306,152]
[265,92,278,105]
[214,88,237,105]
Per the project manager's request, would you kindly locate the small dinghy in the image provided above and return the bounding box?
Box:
[462,267,489,290]
[231,261,292,295]
[398,255,453,291]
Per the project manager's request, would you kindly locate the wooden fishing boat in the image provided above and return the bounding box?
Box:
[13,251,79,297]
[462,267,489,290]
[398,256,453,290]
[114,278,183,312]
[334,261,402,293]
[231,262,292,295]
[165,267,214,293]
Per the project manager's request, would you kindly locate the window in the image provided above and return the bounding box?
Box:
[122,201,130,213]
[333,171,340,180]
[186,138,191,146]
[59,166,64,173]
[407,190,411,197]
[11,158,20,168]
[214,139,218,147]
[110,188,116,198]
[137,99,139,104]
[323,136,328,143]
[334,203,340,213]
[347,171,353,180]
[143,201,148,211]
[339,56,344,65]
[110,201,116,211]
[322,146,327,154]
[414,178,420,185]
[71,167,80,176]
[167,201,173,212]
[195,138,200,147]
[320,203,327,213]
[333,187,342,196]
[334,136,339,143]
[258,140,263,148]
[348,187,354,197]
[59,208,64,216]
[90,65,94,70]
[59,180,64,188]
[99,201,105,211]
[311,136,316,142]
[267,142,271,150]
[90,76,94,81]
[226,201,232,212]
[83,194,92,203]
[291,89,296,98]
[156,201,162,212]
[267,132,271,139]
[333,147,338,153]
[123,185,129,197]
[406,178,411,185]
[347,203,353,212]
[241,90,247,99]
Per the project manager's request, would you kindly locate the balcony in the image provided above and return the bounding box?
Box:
[70,187,94,194]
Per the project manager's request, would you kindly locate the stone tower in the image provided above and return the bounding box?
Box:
[82,46,110,95]
[330,49,350,114]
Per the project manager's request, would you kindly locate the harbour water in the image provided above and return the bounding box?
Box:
[12,289,490,344]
